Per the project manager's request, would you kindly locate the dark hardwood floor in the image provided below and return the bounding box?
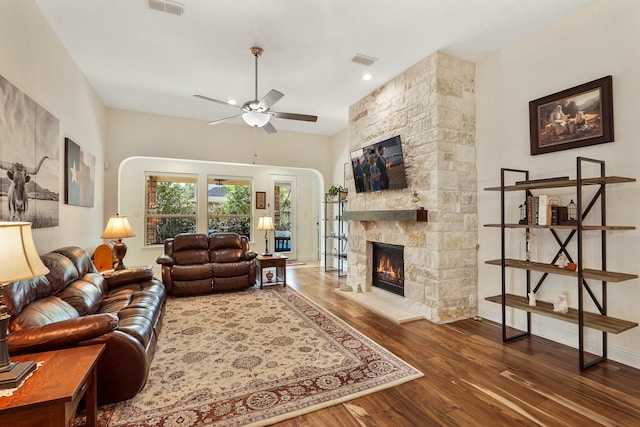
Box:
[279,266,640,427]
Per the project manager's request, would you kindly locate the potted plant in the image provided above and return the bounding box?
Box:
[327,185,348,201]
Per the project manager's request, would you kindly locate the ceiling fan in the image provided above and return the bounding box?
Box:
[195,47,318,134]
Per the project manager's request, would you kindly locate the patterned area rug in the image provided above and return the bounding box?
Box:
[77,287,422,426]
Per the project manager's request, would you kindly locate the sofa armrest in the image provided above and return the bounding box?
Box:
[103,268,154,289]
[8,313,118,355]
[156,254,175,266]
[243,250,258,261]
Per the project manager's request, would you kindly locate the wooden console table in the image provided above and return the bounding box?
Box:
[0,344,105,427]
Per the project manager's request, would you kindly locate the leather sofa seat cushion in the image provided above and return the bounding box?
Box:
[171,263,213,281]
[212,261,251,278]
[99,294,132,314]
[56,278,105,316]
[41,253,80,294]
[4,276,52,316]
[9,297,79,332]
[99,285,164,315]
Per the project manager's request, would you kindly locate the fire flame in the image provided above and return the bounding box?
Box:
[376,253,403,284]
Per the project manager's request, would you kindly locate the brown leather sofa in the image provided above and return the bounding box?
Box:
[5,246,166,405]
[156,232,257,296]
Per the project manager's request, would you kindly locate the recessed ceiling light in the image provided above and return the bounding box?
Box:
[362,73,373,81]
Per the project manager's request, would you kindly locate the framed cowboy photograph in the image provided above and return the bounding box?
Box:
[529,75,614,155]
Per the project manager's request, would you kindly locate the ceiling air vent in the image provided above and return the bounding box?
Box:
[351,53,377,67]
[147,0,184,16]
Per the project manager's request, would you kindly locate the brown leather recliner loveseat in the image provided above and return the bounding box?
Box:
[156,232,257,296]
[5,246,166,405]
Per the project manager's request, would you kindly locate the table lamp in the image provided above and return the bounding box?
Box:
[101,214,136,270]
[0,222,49,388]
[256,216,274,256]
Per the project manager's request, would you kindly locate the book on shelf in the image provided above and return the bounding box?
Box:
[538,195,549,225]
[551,205,559,225]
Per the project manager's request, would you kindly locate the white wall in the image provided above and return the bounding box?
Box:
[107,109,334,267]
[0,0,107,253]
[476,0,640,367]
[330,128,349,188]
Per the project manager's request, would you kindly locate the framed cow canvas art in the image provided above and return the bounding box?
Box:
[0,74,59,227]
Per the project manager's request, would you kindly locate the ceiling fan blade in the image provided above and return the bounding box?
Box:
[271,111,318,122]
[207,114,242,125]
[194,94,242,110]
[263,121,277,134]
[258,89,284,110]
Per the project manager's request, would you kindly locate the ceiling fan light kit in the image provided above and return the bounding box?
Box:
[195,46,317,134]
[243,111,271,128]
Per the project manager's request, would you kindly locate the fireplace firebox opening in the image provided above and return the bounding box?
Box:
[372,242,404,297]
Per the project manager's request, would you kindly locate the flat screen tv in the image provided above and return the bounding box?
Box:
[350,135,408,193]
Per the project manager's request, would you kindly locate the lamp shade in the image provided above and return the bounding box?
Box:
[0,222,49,283]
[242,111,271,128]
[256,216,275,231]
[101,214,136,240]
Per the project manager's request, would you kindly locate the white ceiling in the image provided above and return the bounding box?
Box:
[34,0,596,136]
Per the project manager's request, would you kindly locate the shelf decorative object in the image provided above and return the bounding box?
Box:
[567,199,577,221]
[327,185,347,201]
[520,231,537,262]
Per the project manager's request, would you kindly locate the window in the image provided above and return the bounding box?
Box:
[207,177,252,238]
[145,174,197,245]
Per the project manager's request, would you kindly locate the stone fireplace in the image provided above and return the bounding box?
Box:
[341,51,478,324]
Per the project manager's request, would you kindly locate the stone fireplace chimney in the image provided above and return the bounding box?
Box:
[345,51,478,324]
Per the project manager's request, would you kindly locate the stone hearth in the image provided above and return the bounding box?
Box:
[343,51,478,324]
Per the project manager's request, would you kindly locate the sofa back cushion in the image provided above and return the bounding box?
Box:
[172,233,210,265]
[41,252,79,294]
[4,276,52,316]
[54,246,98,275]
[209,233,243,263]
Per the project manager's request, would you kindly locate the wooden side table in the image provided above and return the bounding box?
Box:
[256,255,288,288]
[0,344,105,427]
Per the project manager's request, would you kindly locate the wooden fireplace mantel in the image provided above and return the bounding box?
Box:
[342,208,428,222]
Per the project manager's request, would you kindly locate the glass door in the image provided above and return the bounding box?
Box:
[270,175,297,259]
